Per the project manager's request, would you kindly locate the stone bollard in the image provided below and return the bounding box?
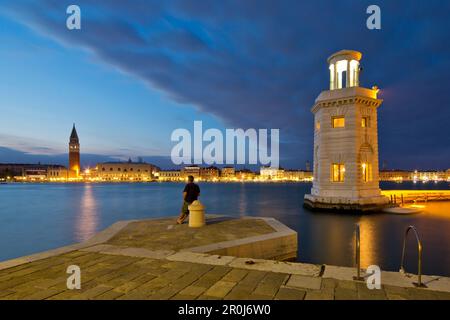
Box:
[188,200,206,228]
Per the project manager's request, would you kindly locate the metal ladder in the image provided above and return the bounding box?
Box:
[353,224,425,287]
[399,225,426,288]
[353,224,364,281]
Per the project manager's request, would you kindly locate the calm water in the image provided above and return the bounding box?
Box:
[0,181,449,276]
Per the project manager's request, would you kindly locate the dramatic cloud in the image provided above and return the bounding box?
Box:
[1,0,449,169]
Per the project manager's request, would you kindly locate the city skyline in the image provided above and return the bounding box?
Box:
[1,1,450,170]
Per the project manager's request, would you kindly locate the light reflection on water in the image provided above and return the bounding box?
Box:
[0,181,449,276]
[76,184,98,242]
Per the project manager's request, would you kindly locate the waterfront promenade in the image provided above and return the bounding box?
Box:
[1,216,450,300]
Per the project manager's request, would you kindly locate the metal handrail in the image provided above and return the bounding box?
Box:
[399,226,426,287]
[353,224,364,281]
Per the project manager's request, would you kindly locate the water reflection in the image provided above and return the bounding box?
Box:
[358,217,377,268]
[75,184,98,242]
[238,183,247,217]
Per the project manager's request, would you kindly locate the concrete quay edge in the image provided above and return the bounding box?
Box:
[0,216,449,294]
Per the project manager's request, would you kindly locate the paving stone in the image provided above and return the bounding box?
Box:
[204,281,237,298]
[336,280,357,290]
[252,273,288,297]
[193,266,232,288]
[113,275,156,293]
[322,265,356,281]
[95,290,124,300]
[321,278,337,289]
[239,270,267,288]
[117,290,150,300]
[22,288,66,300]
[223,274,266,300]
[247,293,272,300]
[70,285,114,300]
[197,295,221,300]
[224,287,254,300]
[171,294,198,300]
[0,290,15,299]
[435,291,450,300]
[286,274,322,290]
[229,258,320,276]
[386,292,408,300]
[178,285,207,298]
[47,290,82,300]
[167,252,235,266]
[304,288,334,300]
[356,282,387,300]
[221,269,249,282]
[334,287,358,300]
[406,288,440,300]
[275,287,306,300]
[147,286,180,300]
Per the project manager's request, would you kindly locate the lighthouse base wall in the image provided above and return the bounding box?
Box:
[303,193,391,212]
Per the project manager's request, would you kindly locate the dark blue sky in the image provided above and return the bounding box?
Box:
[0,0,449,170]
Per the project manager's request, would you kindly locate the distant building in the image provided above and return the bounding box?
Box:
[21,165,47,180]
[0,164,67,181]
[200,166,220,180]
[69,124,80,179]
[236,169,256,180]
[379,170,449,182]
[413,170,447,182]
[260,167,285,180]
[181,166,201,179]
[0,164,28,179]
[158,170,181,181]
[47,166,69,181]
[221,167,236,179]
[283,170,313,181]
[379,170,413,181]
[96,160,156,181]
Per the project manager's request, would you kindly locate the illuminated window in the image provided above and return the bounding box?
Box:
[316,121,321,131]
[362,163,372,182]
[331,163,345,182]
[332,116,345,128]
[361,117,369,128]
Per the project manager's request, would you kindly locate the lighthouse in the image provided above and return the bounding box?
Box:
[304,50,389,211]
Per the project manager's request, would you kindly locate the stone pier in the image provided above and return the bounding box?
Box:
[0,216,449,300]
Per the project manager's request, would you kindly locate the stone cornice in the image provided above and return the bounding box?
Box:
[311,95,382,113]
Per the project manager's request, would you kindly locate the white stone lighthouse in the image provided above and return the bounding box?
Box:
[304,50,389,211]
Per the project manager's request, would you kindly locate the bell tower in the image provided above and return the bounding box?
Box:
[304,50,389,211]
[69,123,80,178]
